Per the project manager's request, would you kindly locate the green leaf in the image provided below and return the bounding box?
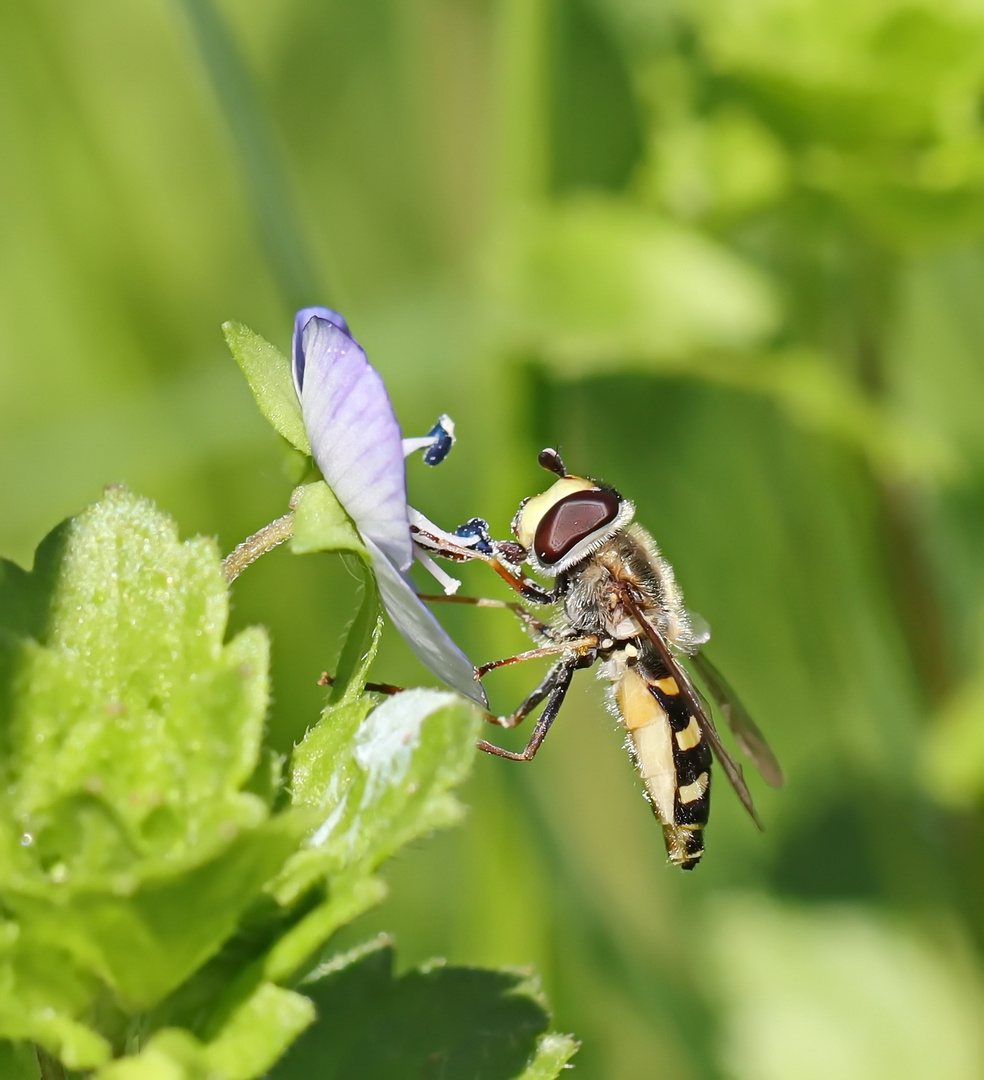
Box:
[290,482,367,558]
[96,1029,210,1080]
[0,488,308,1009]
[490,196,778,371]
[278,689,481,903]
[202,981,315,1079]
[0,1042,40,1080]
[223,321,311,455]
[515,1033,580,1079]
[0,924,111,1068]
[328,569,382,705]
[263,874,388,985]
[267,938,566,1080]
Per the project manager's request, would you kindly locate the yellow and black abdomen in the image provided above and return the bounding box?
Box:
[615,664,711,869]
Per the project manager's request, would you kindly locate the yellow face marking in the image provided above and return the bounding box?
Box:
[654,676,680,696]
[678,771,709,805]
[675,716,702,751]
[514,476,598,548]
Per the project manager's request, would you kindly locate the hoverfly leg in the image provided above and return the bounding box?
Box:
[418,593,553,639]
[488,558,557,605]
[318,672,406,695]
[476,635,598,679]
[478,658,577,761]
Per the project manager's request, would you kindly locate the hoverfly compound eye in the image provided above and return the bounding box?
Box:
[513,475,633,575]
[534,489,620,565]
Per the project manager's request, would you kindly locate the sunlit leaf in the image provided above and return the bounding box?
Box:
[277,689,480,902]
[223,321,311,456]
[0,488,308,1009]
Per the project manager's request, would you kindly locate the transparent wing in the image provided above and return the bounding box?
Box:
[621,592,765,830]
[691,650,785,788]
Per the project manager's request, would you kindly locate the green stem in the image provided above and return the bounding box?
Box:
[35,1047,66,1080]
[852,239,952,701]
[222,512,294,582]
[491,0,553,211]
[177,0,322,309]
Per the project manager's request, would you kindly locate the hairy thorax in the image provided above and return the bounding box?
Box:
[557,524,696,653]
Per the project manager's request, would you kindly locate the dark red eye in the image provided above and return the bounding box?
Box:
[534,490,620,565]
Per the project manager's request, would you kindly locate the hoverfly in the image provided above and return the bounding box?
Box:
[418,448,784,869]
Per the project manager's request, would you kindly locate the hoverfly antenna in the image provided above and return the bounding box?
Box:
[538,448,567,477]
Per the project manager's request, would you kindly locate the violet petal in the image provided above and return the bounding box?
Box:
[365,538,488,707]
[292,306,352,396]
[297,316,413,571]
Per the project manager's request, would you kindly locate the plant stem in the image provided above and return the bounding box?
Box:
[222,512,294,582]
[35,1047,66,1080]
[177,0,322,309]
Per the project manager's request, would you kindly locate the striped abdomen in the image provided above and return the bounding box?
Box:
[615,665,712,869]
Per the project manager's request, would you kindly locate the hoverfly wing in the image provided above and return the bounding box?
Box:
[621,591,765,831]
[687,698,764,832]
[691,650,785,789]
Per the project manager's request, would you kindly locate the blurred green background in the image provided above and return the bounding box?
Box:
[6,0,984,1075]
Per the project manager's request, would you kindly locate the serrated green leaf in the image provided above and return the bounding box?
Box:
[0,488,309,1010]
[223,321,310,455]
[279,690,480,899]
[12,813,307,1011]
[290,482,367,558]
[268,939,556,1080]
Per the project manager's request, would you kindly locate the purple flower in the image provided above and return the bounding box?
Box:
[292,308,487,707]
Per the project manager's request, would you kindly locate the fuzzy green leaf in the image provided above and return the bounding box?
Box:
[277,689,481,906]
[223,321,310,455]
[0,488,308,1012]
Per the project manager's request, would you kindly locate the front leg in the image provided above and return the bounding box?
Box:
[477,635,598,680]
[418,592,553,641]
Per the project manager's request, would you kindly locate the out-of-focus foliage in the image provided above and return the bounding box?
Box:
[6,0,984,1075]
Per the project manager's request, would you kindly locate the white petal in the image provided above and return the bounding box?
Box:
[298,318,414,571]
[365,537,488,706]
